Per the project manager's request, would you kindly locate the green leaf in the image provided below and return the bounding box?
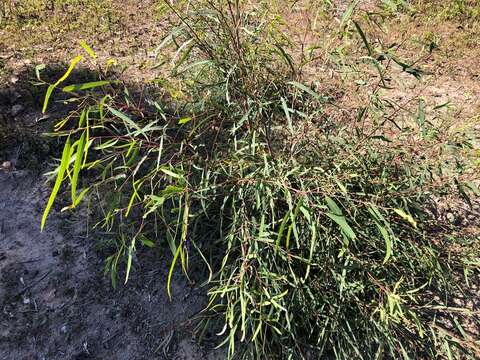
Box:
[160,168,183,179]
[62,80,112,92]
[377,222,392,264]
[340,0,360,29]
[71,131,86,204]
[41,137,71,231]
[35,63,46,81]
[139,236,155,248]
[276,211,290,250]
[106,105,141,131]
[281,97,294,133]
[326,213,357,241]
[353,21,373,56]
[125,236,137,284]
[273,43,295,74]
[287,81,325,101]
[161,185,184,196]
[326,197,356,240]
[417,98,426,136]
[73,187,90,207]
[43,55,83,113]
[369,205,392,263]
[465,181,480,196]
[167,240,183,300]
[325,196,343,215]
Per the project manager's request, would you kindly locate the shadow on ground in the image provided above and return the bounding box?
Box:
[0,65,223,360]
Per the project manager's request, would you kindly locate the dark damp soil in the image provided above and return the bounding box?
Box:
[0,73,224,360]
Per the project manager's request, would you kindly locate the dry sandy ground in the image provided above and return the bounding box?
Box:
[0,167,223,359]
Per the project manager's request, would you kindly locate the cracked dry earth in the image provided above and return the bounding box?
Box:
[0,168,222,360]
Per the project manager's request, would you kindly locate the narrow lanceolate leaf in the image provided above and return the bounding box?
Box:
[160,167,183,179]
[353,21,373,56]
[281,97,294,133]
[276,211,290,250]
[73,187,90,207]
[106,105,141,131]
[340,0,360,29]
[41,137,71,231]
[304,223,317,282]
[369,205,393,263]
[325,196,343,215]
[62,80,112,93]
[43,55,83,113]
[71,131,86,204]
[273,43,295,74]
[326,197,356,240]
[79,40,97,60]
[394,208,417,228]
[180,195,190,275]
[167,243,183,300]
[326,213,356,241]
[377,222,392,264]
[288,81,324,101]
[125,236,137,284]
[417,98,426,136]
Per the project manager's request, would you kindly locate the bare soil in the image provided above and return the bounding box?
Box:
[0,85,223,358]
[0,167,223,360]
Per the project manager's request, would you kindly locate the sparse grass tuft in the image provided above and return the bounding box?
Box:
[415,0,480,20]
[0,0,120,60]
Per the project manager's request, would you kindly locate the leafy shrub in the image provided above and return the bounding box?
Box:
[40,1,478,359]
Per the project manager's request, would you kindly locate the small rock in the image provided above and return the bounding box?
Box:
[1,161,12,171]
[446,212,456,223]
[11,104,24,117]
[9,75,18,84]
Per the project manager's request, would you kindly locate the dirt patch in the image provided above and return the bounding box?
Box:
[0,143,223,359]
[0,170,223,360]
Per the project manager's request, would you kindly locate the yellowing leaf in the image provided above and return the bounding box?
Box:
[178,117,192,124]
[43,55,83,113]
[79,40,96,60]
[394,209,417,228]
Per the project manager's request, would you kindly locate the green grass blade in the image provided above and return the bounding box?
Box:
[41,137,71,231]
[288,81,323,101]
[340,0,360,29]
[71,130,86,204]
[106,105,141,132]
[125,235,137,284]
[167,242,183,300]
[326,213,356,241]
[353,21,373,56]
[42,55,83,113]
[62,80,112,92]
